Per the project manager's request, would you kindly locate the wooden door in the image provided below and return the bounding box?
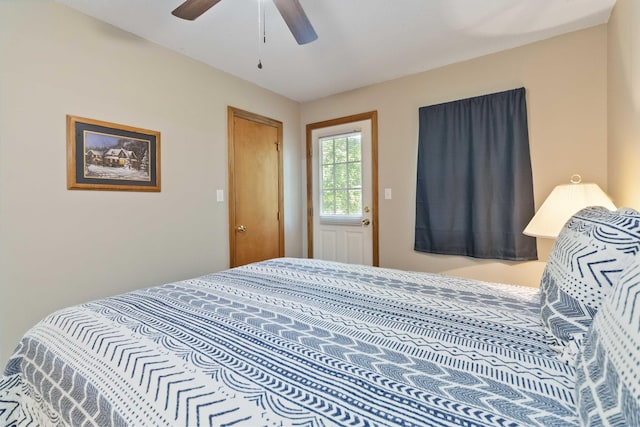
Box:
[228,107,284,267]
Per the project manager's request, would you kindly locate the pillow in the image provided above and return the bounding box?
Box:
[575,257,640,426]
[540,206,640,364]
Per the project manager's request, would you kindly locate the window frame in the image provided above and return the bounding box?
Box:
[318,131,363,225]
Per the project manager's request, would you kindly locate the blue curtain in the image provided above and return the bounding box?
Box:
[415,87,537,260]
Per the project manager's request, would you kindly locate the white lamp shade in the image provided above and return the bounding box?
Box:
[523,182,616,239]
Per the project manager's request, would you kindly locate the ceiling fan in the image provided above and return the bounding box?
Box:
[172,0,318,45]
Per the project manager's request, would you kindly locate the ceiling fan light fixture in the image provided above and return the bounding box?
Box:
[172,0,317,45]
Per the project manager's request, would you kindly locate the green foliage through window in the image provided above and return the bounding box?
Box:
[319,133,362,216]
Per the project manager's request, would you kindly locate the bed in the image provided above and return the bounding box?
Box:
[1,207,639,427]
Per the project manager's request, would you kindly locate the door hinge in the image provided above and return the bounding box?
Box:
[308,207,313,217]
[277,211,280,221]
[275,141,280,151]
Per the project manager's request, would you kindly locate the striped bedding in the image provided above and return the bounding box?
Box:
[0,258,576,426]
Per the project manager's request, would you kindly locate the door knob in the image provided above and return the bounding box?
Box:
[361,218,370,226]
[236,225,247,232]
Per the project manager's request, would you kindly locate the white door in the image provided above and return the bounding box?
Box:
[311,119,373,265]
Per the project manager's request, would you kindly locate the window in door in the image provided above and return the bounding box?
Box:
[319,132,362,223]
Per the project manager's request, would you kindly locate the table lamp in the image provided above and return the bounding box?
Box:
[523,174,616,239]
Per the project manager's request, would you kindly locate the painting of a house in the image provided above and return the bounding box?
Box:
[82,131,150,181]
[103,147,138,168]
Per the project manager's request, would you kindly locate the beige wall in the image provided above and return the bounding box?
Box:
[0,3,302,366]
[301,26,608,288]
[608,0,640,209]
[0,4,618,368]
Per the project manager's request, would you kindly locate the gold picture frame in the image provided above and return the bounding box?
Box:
[67,115,160,192]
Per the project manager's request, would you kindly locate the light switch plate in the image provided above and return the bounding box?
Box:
[384,188,392,200]
[216,189,224,202]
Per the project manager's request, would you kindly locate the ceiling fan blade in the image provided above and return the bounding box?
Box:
[272,0,318,45]
[172,0,223,20]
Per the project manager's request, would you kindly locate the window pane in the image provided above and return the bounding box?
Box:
[321,140,334,165]
[348,161,361,188]
[349,189,362,214]
[334,137,347,163]
[335,190,348,215]
[334,163,347,190]
[322,190,335,215]
[322,164,335,189]
[348,136,361,162]
[318,131,363,218]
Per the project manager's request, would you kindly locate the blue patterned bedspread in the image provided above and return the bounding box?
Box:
[0,258,576,426]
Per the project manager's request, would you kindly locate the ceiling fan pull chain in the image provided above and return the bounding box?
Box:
[257,0,264,69]
[262,0,267,44]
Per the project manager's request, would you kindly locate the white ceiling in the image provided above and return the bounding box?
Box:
[55,0,616,102]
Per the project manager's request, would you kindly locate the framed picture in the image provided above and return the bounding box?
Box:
[67,115,161,192]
